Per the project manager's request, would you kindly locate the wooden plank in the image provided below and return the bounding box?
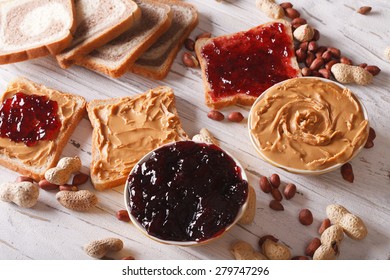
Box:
[0,0,389,260]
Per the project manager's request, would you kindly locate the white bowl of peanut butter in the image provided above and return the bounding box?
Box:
[248,77,369,175]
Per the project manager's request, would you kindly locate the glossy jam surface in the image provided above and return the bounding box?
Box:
[201,22,299,100]
[127,141,248,242]
[0,92,61,146]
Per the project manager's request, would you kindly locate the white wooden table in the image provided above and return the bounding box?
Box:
[0,0,389,260]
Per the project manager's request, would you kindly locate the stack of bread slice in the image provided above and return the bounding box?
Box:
[0,0,198,80]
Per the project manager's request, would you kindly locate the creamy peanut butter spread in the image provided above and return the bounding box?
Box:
[250,78,369,170]
[89,87,188,183]
[0,81,79,168]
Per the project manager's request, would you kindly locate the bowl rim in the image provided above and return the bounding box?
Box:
[123,140,249,246]
[247,77,369,175]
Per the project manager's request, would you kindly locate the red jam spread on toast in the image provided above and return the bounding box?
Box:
[127,141,248,242]
[201,22,299,100]
[0,92,61,146]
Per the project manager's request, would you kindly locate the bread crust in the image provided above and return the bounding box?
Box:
[87,87,188,191]
[195,20,300,109]
[0,0,76,65]
[56,0,142,68]
[131,0,198,80]
[77,0,174,78]
[0,77,86,181]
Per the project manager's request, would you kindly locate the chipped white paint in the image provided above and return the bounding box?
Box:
[0,0,389,260]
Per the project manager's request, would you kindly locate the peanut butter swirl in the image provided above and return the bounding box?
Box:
[250,78,369,170]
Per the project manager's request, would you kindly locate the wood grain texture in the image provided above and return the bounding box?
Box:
[0,0,389,260]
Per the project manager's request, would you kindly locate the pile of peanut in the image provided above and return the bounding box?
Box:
[257,0,382,85]
[231,204,367,260]
[231,166,368,260]
[284,2,380,83]
[260,172,315,226]
[0,156,97,212]
[259,173,297,211]
[0,155,136,259]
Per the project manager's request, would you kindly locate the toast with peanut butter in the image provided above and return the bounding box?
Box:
[87,86,188,190]
[0,77,86,181]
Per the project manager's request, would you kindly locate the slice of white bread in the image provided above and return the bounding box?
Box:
[195,20,301,109]
[0,77,86,181]
[87,86,188,190]
[0,0,76,64]
[131,0,198,80]
[77,0,173,78]
[56,0,141,68]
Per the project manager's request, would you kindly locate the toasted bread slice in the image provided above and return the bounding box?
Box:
[0,77,86,181]
[195,20,300,109]
[87,86,188,190]
[77,0,173,78]
[0,0,76,64]
[131,0,198,80]
[56,0,141,68]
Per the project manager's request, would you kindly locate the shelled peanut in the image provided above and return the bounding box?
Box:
[340,162,354,183]
[357,6,372,15]
[182,32,211,68]
[207,109,245,123]
[116,210,131,222]
[364,127,376,149]
[259,173,297,211]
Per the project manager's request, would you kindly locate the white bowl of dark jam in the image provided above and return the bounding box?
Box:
[124,140,249,246]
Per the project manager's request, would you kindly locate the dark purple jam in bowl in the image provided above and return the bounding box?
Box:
[127,141,248,242]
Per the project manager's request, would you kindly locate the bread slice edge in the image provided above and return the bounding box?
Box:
[131,0,199,80]
[56,0,142,68]
[77,0,174,78]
